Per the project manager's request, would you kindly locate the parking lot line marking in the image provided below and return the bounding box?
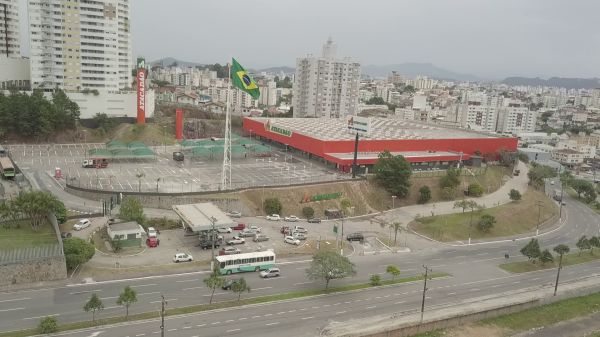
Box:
[167,328,177,332]
[336,311,347,315]
[265,322,279,326]
[264,313,273,317]
[211,321,220,325]
[226,329,241,333]
[196,324,206,327]
[448,292,456,295]
[138,291,161,296]
[202,292,226,297]
[277,311,286,315]
[225,319,235,323]
[182,326,191,329]
[395,301,406,305]
[238,317,247,320]
[301,316,313,320]
[182,286,203,291]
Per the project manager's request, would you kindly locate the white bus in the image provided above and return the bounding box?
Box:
[215,250,276,275]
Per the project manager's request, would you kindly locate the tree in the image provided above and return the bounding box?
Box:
[369,274,382,286]
[386,265,401,281]
[540,249,554,265]
[389,222,402,245]
[38,316,58,334]
[306,251,356,289]
[83,293,104,323]
[553,244,570,257]
[509,189,522,201]
[119,197,145,225]
[440,187,456,201]
[203,268,225,304]
[589,236,600,255]
[576,235,590,256]
[54,201,67,224]
[116,286,137,319]
[454,199,477,213]
[263,197,282,215]
[373,150,412,197]
[440,167,461,189]
[418,186,431,204]
[340,198,352,216]
[63,237,95,270]
[520,238,541,262]
[527,164,556,188]
[571,179,595,200]
[302,206,315,219]
[12,191,63,231]
[468,183,484,197]
[231,277,251,301]
[477,214,496,232]
[366,96,386,105]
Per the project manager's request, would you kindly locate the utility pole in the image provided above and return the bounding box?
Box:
[554,253,564,296]
[210,216,217,271]
[536,200,542,236]
[160,294,167,337]
[420,265,432,323]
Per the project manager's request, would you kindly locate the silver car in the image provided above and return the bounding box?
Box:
[253,234,270,242]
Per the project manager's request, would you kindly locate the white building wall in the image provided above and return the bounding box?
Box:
[0,56,29,89]
[60,90,155,119]
[0,0,20,58]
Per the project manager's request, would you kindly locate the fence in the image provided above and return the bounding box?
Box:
[412,167,486,178]
[0,244,63,263]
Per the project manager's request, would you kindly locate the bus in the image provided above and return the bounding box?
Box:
[0,157,15,179]
[215,250,276,275]
[0,145,6,157]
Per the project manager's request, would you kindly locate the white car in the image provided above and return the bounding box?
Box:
[147,227,158,238]
[293,226,308,234]
[227,236,246,245]
[173,253,193,263]
[284,236,301,245]
[260,267,280,278]
[284,215,300,222]
[226,211,242,218]
[73,219,91,231]
[249,225,262,233]
[217,227,232,233]
[266,214,281,221]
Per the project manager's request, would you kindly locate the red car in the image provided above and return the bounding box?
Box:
[231,223,246,231]
[146,237,160,248]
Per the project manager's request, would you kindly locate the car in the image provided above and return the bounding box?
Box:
[249,225,262,233]
[253,234,270,242]
[147,227,158,238]
[550,180,555,185]
[60,232,72,239]
[219,246,241,255]
[292,232,307,240]
[173,253,193,263]
[172,151,184,161]
[266,214,281,221]
[222,278,242,290]
[226,211,242,218]
[231,223,246,231]
[73,219,91,231]
[260,267,281,278]
[284,215,299,222]
[146,237,160,248]
[293,226,308,234]
[199,240,221,250]
[307,218,322,223]
[346,232,364,242]
[284,236,301,245]
[238,229,258,238]
[217,227,232,233]
[227,236,246,245]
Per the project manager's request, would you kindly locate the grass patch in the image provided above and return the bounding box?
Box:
[0,273,448,337]
[480,291,600,331]
[0,221,57,250]
[410,188,557,242]
[499,251,600,273]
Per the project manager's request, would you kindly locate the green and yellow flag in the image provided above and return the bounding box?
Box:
[231,58,260,100]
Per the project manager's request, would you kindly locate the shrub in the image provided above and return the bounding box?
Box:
[264,198,282,215]
[509,189,522,201]
[39,316,58,334]
[369,274,382,286]
[302,206,315,219]
[418,186,431,204]
[468,183,484,197]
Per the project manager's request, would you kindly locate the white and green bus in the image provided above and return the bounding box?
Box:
[215,250,276,275]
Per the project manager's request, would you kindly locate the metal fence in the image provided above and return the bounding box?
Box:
[0,243,63,263]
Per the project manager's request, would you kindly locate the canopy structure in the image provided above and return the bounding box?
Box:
[88,140,156,159]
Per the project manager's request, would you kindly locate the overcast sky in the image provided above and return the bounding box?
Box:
[19,0,600,79]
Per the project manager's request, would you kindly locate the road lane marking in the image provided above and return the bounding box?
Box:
[225,319,235,323]
[100,296,118,300]
[104,306,120,310]
[265,322,279,326]
[448,292,456,295]
[0,297,31,303]
[227,328,241,333]
[176,279,199,283]
[253,287,273,291]
[69,289,101,295]
[23,314,60,320]
[336,311,347,314]
[0,307,25,312]
[167,328,177,332]
[182,326,192,329]
[238,317,247,320]
[211,321,220,325]
[265,313,273,316]
[203,292,226,296]
[301,316,314,320]
[277,311,286,315]
[132,283,157,288]
[395,301,405,305]
[196,324,206,327]
[288,309,297,313]
[182,286,203,291]
[138,291,161,296]
[135,334,145,336]
[366,306,376,309]
[150,299,177,304]
[252,315,261,318]
[293,281,314,285]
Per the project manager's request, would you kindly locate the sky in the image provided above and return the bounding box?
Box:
[18,0,600,79]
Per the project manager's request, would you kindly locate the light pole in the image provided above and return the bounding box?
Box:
[420,265,432,323]
[156,178,161,192]
[536,200,542,236]
[209,216,217,271]
[391,195,397,209]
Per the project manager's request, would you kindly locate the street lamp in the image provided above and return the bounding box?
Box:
[209,216,217,271]
[391,195,397,209]
[156,178,161,192]
[536,200,542,236]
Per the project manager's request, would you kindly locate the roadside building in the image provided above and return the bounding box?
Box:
[107,221,145,247]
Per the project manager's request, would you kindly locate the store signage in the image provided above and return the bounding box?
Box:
[300,192,342,203]
[136,57,146,124]
[264,120,292,137]
[347,116,370,134]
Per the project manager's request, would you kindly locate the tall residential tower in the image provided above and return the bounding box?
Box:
[0,0,20,58]
[293,38,360,118]
[28,0,132,92]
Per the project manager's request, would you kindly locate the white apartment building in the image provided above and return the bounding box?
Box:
[459,93,501,132]
[496,100,537,134]
[28,0,132,92]
[552,149,584,165]
[0,0,20,58]
[258,80,277,107]
[293,38,360,118]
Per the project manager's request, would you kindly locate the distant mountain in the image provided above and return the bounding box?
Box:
[361,63,482,82]
[258,66,295,75]
[150,57,205,68]
[502,77,600,89]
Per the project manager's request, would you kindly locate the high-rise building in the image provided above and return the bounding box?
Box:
[292,38,360,118]
[459,92,501,132]
[0,0,20,58]
[496,100,537,134]
[28,0,132,92]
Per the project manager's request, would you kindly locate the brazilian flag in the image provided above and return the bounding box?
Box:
[231,58,260,100]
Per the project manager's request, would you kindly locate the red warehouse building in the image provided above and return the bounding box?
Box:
[243,117,517,172]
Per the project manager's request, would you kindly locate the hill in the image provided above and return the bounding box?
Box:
[150,57,205,68]
[361,62,482,82]
[502,77,600,89]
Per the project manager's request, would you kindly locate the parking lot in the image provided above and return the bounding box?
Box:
[6,142,341,193]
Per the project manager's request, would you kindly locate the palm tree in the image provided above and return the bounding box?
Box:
[389,222,402,246]
[135,172,145,192]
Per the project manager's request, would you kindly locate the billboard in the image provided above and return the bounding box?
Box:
[136,57,146,124]
[347,116,370,135]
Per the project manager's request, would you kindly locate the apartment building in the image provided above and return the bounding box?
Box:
[459,93,501,132]
[552,148,584,165]
[28,0,132,92]
[292,38,360,118]
[496,100,537,134]
[0,0,19,57]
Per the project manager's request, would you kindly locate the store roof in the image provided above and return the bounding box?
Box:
[172,202,234,232]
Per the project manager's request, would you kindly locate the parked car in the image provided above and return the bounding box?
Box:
[226,211,242,218]
[307,218,322,223]
[146,237,160,248]
[172,151,184,161]
[238,229,258,238]
[284,236,301,245]
[347,232,364,242]
[260,267,281,278]
[173,253,193,263]
[73,219,91,231]
[60,232,72,239]
[293,226,308,233]
[217,227,232,233]
[227,236,246,245]
[219,246,241,255]
[284,215,299,222]
[231,223,246,231]
[253,234,270,242]
[266,214,281,221]
[199,240,221,250]
[249,225,262,233]
[147,227,158,238]
[222,278,242,290]
[292,232,307,241]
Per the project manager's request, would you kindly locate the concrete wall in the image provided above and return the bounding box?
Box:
[0,255,67,286]
[0,57,30,90]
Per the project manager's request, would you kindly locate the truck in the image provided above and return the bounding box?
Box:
[82,158,108,168]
